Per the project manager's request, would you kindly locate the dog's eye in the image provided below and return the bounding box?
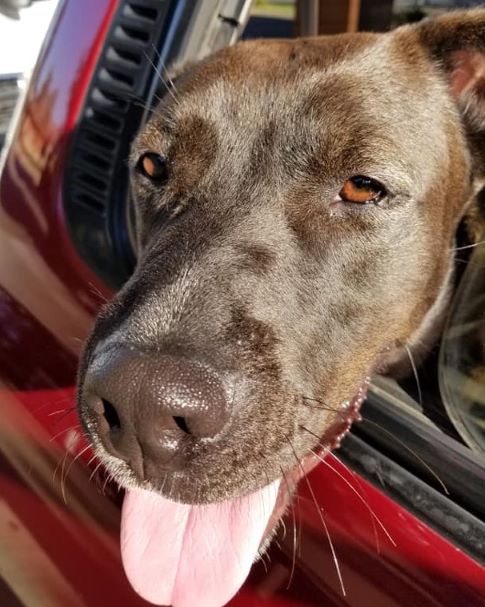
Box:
[339,176,385,204]
[136,152,168,184]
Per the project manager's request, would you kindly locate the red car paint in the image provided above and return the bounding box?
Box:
[0,1,484,605]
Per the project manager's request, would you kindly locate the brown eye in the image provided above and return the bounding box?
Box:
[136,152,168,183]
[339,175,385,204]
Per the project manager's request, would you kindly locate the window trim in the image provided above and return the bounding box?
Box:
[341,381,485,563]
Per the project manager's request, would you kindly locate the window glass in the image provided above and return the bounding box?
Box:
[440,230,485,456]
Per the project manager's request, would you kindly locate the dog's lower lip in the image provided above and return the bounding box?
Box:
[266,377,369,539]
[319,377,368,450]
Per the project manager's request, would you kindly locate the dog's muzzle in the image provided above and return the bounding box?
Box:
[82,345,231,482]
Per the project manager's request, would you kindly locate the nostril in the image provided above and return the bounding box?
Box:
[173,416,190,434]
[102,399,121,433]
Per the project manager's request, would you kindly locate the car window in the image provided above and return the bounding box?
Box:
[440,221,485,456]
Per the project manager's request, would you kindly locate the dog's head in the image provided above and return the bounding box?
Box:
[77,11,485,607]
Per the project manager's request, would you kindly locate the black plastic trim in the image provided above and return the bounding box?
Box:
[339,432,485,563]
[63,0,250,289]
[354,387,485,523]
[64,0,176,289]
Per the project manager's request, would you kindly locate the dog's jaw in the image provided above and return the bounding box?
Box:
[261,378,369,545]
[117,381,368,607]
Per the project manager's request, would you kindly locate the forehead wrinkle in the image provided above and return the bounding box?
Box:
[171,75,415,196]
[302,44,452,197]
[146,31,457,200]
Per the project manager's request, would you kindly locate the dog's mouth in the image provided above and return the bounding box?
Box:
[119,380,368,607]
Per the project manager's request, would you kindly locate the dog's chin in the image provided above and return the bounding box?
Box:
[117,382,367,607]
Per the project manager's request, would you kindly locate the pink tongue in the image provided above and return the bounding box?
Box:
[121,481,280,607]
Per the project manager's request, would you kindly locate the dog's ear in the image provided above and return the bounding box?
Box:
[415,11,485,245]
[416,10,485,130]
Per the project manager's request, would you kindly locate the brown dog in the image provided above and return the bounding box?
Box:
[77,10,485,607]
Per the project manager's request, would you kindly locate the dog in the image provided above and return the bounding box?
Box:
[77,9,485,607]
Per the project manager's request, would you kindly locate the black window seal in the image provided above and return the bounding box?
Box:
[339,431,485,564]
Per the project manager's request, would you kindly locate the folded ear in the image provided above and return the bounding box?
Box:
[416,9,485,130]
[416,11,485,240]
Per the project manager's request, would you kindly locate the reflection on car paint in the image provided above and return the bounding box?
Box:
[0,1,484,606]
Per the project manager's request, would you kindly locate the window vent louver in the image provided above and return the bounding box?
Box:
[64,0,174,287]
[64,0,252,289]
[0,77,21,149]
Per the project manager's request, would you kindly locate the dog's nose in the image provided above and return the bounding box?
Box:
[83,347,230,479]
